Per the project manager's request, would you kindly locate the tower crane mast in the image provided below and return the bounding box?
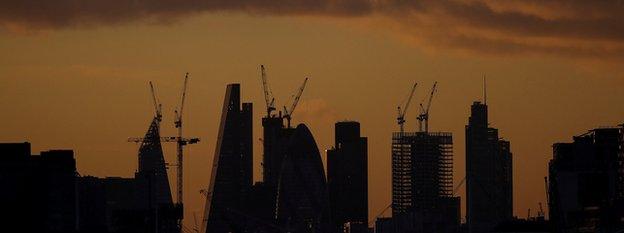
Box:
[129,76,200,233]
[397,82,417,133]
[283,77,308,128]
[173,73,199,208]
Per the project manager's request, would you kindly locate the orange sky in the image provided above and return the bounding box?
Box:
[1,2,624,227]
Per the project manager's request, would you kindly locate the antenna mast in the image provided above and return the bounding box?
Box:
[483,74,487,105]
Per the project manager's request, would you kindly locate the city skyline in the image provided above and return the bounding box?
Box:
[2,2,624,229]
[3,72,621,225]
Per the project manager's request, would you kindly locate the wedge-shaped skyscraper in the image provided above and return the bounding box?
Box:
[202,84,253,233]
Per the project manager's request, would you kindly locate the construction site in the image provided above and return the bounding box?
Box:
[378,81,460,233]
[0,70,463,233]
[78,73,201,233]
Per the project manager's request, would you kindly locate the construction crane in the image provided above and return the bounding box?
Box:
[260,65,276,118]
[173,73,200,207]
[397,82,417,133]
[150,81,163,122]
[283,77,308,128]
[129,136,197,143]
[417,81,438,132]
[128,77,200,232]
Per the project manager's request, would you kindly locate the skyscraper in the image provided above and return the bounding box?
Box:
[327,121,368,232]
[259,105,296,223]
[202,84,253,233]
[549,126,624,232]
[132,102,181,233]
[465,101,513,233]
[275,124,332,233]
[134,114,173,210]
[390,129,460,233]
[262,115,291,186]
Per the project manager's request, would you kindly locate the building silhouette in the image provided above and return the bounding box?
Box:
[327,121,369,233]
[0,143,77,232]
[465,101,513,233]
[276,124,332,233]
[548,125,624,232]
[135,114,173,210]
[387,130,460,233]
[75,98,181,233]
[262,113,296,187]
[0,106,183,233]
[200,83,334,232]
[259,107,296,223]
[201,83,253,233]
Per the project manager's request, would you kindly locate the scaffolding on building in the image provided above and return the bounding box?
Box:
[391,131,453,215]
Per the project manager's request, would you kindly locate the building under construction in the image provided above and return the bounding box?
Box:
[74,77,195,233]
[391,131,454,214]
[389,131,460,233]
[384,82,460,233]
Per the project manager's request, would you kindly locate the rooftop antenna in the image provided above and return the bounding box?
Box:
[483,74,487,105]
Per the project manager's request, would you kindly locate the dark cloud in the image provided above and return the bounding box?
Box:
[2,0,623,60]
[0,0,374,29]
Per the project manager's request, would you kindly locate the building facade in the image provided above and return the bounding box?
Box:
[202,83,253,233]
[548,126,624,233]
[327,121,369,233]
[0,143,77,232]
[466,101,513,233]
[390,131,459,233]
[276,124,332,233]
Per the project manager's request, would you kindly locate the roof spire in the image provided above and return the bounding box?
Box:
[483,74,487,105]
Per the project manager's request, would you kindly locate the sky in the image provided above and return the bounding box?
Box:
[1,0,624,227]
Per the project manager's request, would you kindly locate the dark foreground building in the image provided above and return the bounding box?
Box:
[0,143,76,232]
[327,121,369,233]
[0,108,181,233]
[386,130,460,233]
[548,125,624,233]
[76,101,180,233]
[466,101,513,233]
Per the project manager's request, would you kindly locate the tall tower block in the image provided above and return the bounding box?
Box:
[202,84,253,233]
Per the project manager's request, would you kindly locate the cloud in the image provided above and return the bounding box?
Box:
[295,98,337,125]
[0,0,373,30]
[2,0,624,60]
